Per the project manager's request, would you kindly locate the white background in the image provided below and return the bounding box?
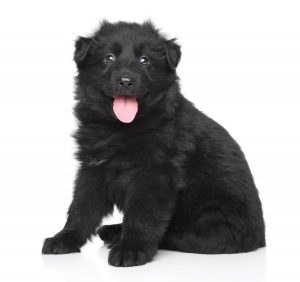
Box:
[0,0,300,281]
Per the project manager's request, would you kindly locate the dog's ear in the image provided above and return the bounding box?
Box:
[164,38,181,71]
[74,36,93,66]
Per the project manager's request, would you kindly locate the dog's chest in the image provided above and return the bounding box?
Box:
[82,127,172,169]
[79,125,178,209]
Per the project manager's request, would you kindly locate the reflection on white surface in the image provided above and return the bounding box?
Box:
[42,246,266,282]
[42,253,104,281]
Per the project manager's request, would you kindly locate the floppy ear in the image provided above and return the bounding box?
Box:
[164,39,181,71]
[74,36,93,66]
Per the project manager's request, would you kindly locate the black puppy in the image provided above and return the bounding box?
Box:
[42,21,265,266]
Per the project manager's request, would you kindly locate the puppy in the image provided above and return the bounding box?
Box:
[42,21,265,266]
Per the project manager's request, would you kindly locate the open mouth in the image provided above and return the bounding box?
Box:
[112,95,138,123]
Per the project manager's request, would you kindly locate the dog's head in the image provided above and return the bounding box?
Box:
[74,21,181,123]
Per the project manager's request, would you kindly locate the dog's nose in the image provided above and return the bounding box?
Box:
[118,77,134,88]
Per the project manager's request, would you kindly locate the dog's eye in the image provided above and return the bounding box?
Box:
[104,54,116,64]
[139,55,150,65]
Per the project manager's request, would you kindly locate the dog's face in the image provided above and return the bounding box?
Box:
[74,21,181,123]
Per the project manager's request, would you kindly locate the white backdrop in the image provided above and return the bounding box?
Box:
[0,0,300,281]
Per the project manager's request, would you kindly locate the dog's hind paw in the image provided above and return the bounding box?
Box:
[98,224,122,248]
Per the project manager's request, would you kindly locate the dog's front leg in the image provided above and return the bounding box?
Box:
[108,167,176,267]
[42,165,113,254]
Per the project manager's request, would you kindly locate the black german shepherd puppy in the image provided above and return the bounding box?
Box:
[42,21,265,267]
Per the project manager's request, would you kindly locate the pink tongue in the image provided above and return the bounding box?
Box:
[113,96,138,123]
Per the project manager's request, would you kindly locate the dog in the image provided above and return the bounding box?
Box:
[42,21,265,267]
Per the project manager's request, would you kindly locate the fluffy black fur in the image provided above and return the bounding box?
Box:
[42,21,265,266]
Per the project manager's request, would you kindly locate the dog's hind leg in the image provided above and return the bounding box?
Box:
[160,212,265,254]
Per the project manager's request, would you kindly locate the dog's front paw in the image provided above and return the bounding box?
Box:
[42,235,80,255]
[108,241,156,267]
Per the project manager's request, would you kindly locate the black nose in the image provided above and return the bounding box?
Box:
[118,77,134,88]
